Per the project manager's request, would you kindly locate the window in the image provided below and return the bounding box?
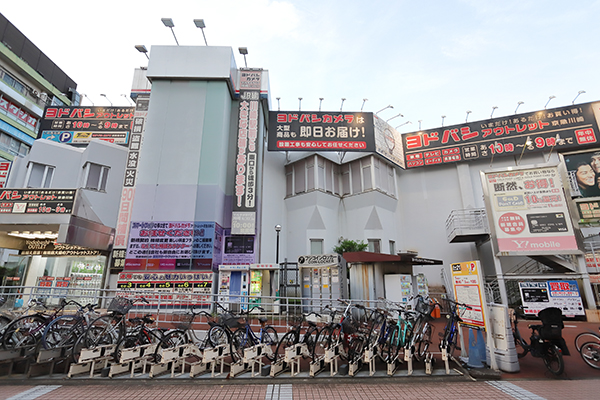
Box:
[84,163,109,191]
[389,240,396,255]
[310,239,324,255]
[368,239,381,253]
[26,162,54,188]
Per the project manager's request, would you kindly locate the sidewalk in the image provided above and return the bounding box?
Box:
[3,380,600,400]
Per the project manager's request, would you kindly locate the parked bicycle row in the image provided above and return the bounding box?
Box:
[0,290,599,378]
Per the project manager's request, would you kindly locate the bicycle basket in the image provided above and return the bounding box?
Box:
[341,317,358,334]
[415,297,433,315]
[219,313,242,329]
[108,296,134,315]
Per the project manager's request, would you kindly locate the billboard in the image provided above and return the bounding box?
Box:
[268,111,375,152]
[481,165,581,255]
[518,280,584,316]
[404,101,600,168]
[232,70,262,235]
[563,148,600,198]
[39,106,134,145]
[0,161,12,188]
[373,114,405,169]
[0,189,75,214]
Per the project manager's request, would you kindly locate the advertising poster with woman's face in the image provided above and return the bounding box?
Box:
[564,149,600,198]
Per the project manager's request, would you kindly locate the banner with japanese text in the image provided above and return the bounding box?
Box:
[404,101,600,168]
[450,260,486,329]
[39,105,134,145]
[481,166,581,255]
[232,70,262,234]
[518,280,584,316]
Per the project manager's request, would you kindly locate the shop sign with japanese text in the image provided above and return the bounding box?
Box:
[0,189,75,214]
[450,261,486,329]
[0,161,12,189]
[482,166,581,255]
[20,239,101,256]
[268,111,375,152]
[39,106,134,145]
[519,280,584,316]
[404,102,600,168]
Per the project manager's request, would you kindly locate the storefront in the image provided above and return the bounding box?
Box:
[0,189,114,305]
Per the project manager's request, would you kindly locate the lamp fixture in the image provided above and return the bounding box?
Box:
[361,98,368,111]
[161,18,179,45]
[135,44,149,59]
[340,98,346,111]
[239,47,248,68]
[193,19,208,45]
[545,95,556,109]
[490,106,498,118]
[375,105,393,115]
[386,112,404,123]
[319,98,324,111]
[100,94,113,106]
[121,94,133,106]
[572,90,586,105]
[465,110,472,122]
[515,101,524,114]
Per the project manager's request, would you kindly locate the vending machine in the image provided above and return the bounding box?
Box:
[217,265,249,311]
[248,263,279,309]
[298,254,348,312]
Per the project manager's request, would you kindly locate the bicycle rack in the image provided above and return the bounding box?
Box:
[363,345,377,376]
[196,344,229,378]
[441,347,450,374]
[386,352,402,376]
[68,344,116,378]
[310,342,342,377]
[109,343,156,378]
[425,352,433,375]
[404,347,413,376]
[244,343,272,377]
[149,343,192,378]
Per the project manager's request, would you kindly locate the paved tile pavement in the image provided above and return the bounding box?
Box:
[3,380,600,400]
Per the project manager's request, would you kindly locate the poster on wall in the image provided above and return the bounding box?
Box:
[268,111,376,152]
[518,280,584,316]
[373,114,405,169]
[481,165,582,256]
[450,260,486,329]
[116,271,213,306]
[404,101,600,168]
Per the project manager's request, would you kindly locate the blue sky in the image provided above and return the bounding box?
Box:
[3,0,600,132]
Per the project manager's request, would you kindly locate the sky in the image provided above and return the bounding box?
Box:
[3,0,600,132]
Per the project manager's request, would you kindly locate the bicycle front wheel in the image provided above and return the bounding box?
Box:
[575,331,600,352]
[380,325,399,363]
[543,344,564,375]
[2,314,46,350]
[414,323,432,361]
[42,315,83,350]
[85,315,124,349]
[273,331,296,363]
[154,330,188,363]
[207,325,229,347]
[579,341,600,369]
[261,326,279,361]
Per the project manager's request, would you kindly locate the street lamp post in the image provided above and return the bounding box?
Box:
[275,225,282,264]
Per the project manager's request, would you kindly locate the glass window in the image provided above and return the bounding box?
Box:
[27,162,54,188]
[389,240,396,255]
[84,163,110,191]
[310,239,324,255]
[368,239,381,253]
[294,159,306,194]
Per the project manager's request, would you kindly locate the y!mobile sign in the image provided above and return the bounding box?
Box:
[481,166,581,255]
[403,101,600,168]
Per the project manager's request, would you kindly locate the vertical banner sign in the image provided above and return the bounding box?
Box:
[232,70,262,235]
[0,161,12,188]
[450,260,486,329]
[110,94,150,271]
[482,166,581,255]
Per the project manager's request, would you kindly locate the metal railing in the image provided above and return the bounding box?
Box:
[445,208,490,241]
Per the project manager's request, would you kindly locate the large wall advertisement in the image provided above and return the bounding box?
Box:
[39,106,134,145]
[232,70,262,235]
[481,165,581,255]
[404,101,600,169]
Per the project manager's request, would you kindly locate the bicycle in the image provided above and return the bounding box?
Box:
[231,306,278,361]
[273,312,320,363]
[576,327,600,369]
[1,298,76,350]
[377,299,417,363]
[511,306,569,375]
[113,314,165,363]
[407,295,438,361]
[574,327,600,353]
[81,296,150,351]
[438,298,471,359]
[40,302,99,357]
